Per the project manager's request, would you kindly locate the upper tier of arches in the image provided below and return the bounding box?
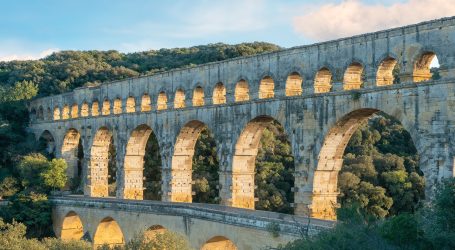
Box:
[30,51,442,122]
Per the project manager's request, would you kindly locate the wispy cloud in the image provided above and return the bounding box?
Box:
[0,39,59,61]
[293,0,455,41]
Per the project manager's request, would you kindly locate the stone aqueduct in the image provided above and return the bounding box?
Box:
[28,17,455,248]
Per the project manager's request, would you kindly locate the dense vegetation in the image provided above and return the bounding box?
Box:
[0,42,452,249]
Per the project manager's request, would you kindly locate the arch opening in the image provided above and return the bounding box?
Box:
[46,107,52,120]
[62,105,70,120]
[201,236,237,250]
[314,68,332,93]
[232,117,295,212]
[102,99,110,116]
[38,130,56,158]
[235,79,249,102]
[171,121,219,203]
[123,124,162,200]
[343,62,364,90]
[37,106,44,120]
[413,52,440,82]
[285,72,303,96]
[89,127,116,197]
[193,86,205,107]
[81,102,89,117]
[113,98,122,114]
[91,101,100,117]
[157,91,168,110]
[174,89,186,109]
[62,128,84,191]
[53,107,61,120]
[212,82,226,104]
[126,96,136,113]
[60,211,84,241]
[259,76,274,99]
[311,109,424,220]
[376,57,399,86]
[93,217,124,248]
[71,104,78,119]
[141,94,152,112]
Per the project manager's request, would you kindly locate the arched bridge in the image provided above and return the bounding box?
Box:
[29,17,455,248]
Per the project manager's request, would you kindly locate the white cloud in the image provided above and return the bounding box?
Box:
[0,48,59,62]
[293,0,455,41]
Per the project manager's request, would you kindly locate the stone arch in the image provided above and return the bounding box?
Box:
[37,106,44,120]
[126,96,136,113]
[213,82,226,104]
[258,76,274,99]
[46,107,52,120]
[123,124,161,200]
[171,120,210,202]
[88,127,114,197]
[38,130,55,157]
[62,128,83,187]
[285,72,303,96]
[113,98,122,114]
[141,93,152,112]
[102,99,110,115]
[343,62,364,90]
[91,101,100,117]
[62,105,70,119]
[93,217,124,248]
[314,67,332,93]
[60,211,84,240]
[310,108,419,220]
[30,108,37,121]
[53,106,61,120]
[193,86,205,107]
[235,79,249,102]
[71,104,78,119]
[144,225,167,240]
[80,102,89,117]
[376,57,398,86]
[231,116,294,209]
[413,51,439,82]
[174,89,186,109]
[201,236,237,250]
[157,91,168,110]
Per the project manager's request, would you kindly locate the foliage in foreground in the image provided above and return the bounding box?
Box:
[103,231,193,250]
[278,178,455,250]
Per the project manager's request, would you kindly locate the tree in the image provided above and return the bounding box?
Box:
[40,159,67,191]
[0,176,19,198]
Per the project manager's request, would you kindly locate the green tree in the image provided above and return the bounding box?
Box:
[40,159,68,191]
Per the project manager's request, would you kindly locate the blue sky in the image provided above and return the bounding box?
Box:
[0,0,453,61]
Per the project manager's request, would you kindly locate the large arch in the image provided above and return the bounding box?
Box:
[231,116,294,210]
[93,217,124,248]
[38,130,56,158]
[310,108,419,220]
[62,129,83,189]
[123,124,161,200]
[88,127,114,197]
[201,236,237,250]
[60,211,84,241]
[170,120,210,202]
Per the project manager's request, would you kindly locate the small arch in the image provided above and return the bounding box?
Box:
[71,104,79,119]
[343,62,364,90]
[62,105,70,120]
[37,106,44,120]
[113,98,122,114]
[102,99,111,115]
[376,57,398,86]
[38,130,55,158]
[126,96,136,113]
[80,102,89,117]
[157,91,168,110]
[213,82,226,104]
[60,211,84,240]
[93,217,124,248]
[46,107,52,120]
[314,67,332,93]
[193,86,205,107]
[285,72,303,96]
[53,107,61,120]
[201,236,237,250]
[30,108,37,121]
[91,101,100,117]
[258,76,274,99]
[235,79,249,102]
[141,94,152,112]
[413,51,439,82]
[174,89,186,109]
